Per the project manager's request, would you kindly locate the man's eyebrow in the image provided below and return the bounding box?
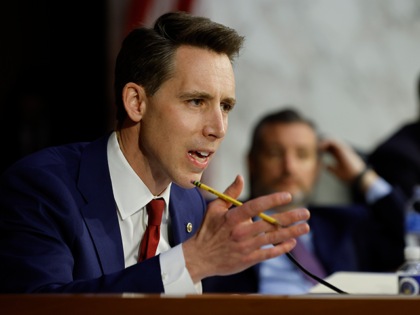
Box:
[178,91,213,100]
[178,91,236,105]
[223,97,236,106]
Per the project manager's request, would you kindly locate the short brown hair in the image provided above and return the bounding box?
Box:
[114,11,245,123]
[249,108,317,158]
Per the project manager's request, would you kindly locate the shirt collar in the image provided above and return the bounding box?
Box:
[107,131,171,220]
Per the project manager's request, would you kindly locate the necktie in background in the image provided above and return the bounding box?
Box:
[138,198,165,262]
[291,237,327,285]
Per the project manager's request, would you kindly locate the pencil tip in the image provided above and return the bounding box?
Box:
[190,180,196,184]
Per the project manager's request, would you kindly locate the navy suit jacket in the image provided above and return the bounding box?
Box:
[0,133,206,293]
[202,190,405,293]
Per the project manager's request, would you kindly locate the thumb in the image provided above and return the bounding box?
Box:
[222,175,244,204]
[326,164,340,177]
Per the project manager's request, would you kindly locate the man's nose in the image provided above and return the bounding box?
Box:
[203,105,226,140]
[282,153,296,173]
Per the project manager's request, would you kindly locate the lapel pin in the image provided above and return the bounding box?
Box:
[186,222,193,233]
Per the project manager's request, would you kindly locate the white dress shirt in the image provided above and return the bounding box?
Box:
[107,131,201,294]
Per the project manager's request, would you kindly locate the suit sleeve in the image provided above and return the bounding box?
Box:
[370,149,419,199]
[0,165,164,294]
[355,185,406,271]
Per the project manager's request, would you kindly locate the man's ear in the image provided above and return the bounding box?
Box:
[122,82,146,122]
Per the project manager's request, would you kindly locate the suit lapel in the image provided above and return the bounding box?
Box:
[76,133,205,273]
[77,132,125,274]
[169,184,205,245]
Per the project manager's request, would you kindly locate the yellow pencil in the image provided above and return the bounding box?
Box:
[191,180,282,227]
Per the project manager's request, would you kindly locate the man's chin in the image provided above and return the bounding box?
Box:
[173,172,203,189]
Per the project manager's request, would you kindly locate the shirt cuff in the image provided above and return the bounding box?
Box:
[365,177,392,205]
[159,244,202,295]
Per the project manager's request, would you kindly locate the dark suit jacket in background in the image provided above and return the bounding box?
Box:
[369,122,420,199]
[0,133,206,293]
[203,190,405,293]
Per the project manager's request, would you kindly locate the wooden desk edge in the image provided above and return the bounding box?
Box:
[2,293,420,315]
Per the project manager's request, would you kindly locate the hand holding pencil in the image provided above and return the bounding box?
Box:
[191,180,282,227]
[182,175,310,283]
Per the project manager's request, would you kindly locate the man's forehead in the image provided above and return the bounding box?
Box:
[261,122,318,147]
[174,46,234,77]
[157,46,235,102]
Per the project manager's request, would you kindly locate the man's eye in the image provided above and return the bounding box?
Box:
[189,99,203,106]
[221,104,233,113]
[297,150,309,159]
[265,150,283,158]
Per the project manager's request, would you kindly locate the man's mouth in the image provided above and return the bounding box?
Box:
[280,178,296,185]
[188,150,211,162]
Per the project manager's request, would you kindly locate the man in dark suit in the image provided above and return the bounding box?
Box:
[0,13,311,294]
[369,75,420,200]
[203,109,405,294]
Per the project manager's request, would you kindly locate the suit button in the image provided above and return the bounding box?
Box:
[187,222,193,233]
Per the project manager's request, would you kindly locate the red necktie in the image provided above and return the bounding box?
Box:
[138,198,165,262]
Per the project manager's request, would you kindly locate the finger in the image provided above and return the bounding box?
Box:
[226,192,291,224]
[239,222,310,255]
[318,138,338,152]
[271,208,310,228]
[325,164,340,176]
[325,142,341,158]
[318,139,331,151]
[231,208,310,241]
[245,239,297,265]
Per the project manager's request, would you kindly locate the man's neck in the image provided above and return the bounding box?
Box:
[117,126,170,196]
